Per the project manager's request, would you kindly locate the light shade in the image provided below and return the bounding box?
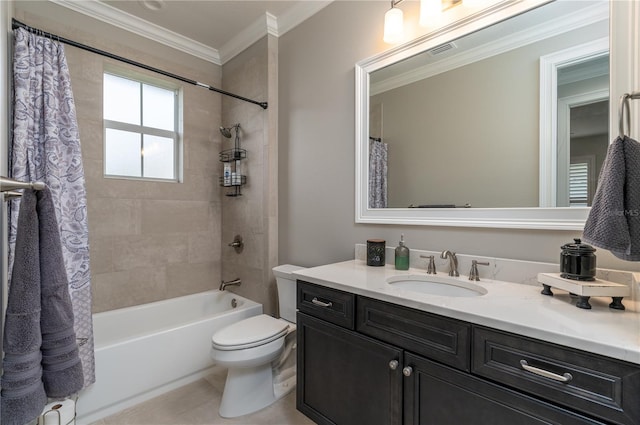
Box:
[420,0,442,27]
[383,7,404,44]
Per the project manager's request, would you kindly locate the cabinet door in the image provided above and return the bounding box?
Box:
[403,353,605,425]
[297,312,403,425]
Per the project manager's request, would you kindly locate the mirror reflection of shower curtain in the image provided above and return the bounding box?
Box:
[9,28,95,387]
[369,139,388,208]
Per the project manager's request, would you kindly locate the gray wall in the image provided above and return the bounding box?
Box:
[279,1,640,273]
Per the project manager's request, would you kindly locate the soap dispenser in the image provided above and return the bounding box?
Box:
[395,234,410,270]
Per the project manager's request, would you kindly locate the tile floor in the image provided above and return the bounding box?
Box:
[90,367,315,425]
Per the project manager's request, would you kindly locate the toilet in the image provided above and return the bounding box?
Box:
[210,264,304,418]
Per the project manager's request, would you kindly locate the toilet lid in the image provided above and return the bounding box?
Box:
[211,314,289,350]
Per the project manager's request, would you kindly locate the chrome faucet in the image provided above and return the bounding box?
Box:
[440,250,459,277]
[420,255,437,274]
[220,278,241,291]
[469,260,490,281]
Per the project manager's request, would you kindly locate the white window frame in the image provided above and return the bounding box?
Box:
[103,69,183,182]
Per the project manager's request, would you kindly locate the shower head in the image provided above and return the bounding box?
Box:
[219,124,240,139]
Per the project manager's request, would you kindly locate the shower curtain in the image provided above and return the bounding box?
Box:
[369,138,388,208]
[9,28,95,387]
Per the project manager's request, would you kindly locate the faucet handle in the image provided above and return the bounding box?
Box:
[420,255,436,274]
[469,260,490,281]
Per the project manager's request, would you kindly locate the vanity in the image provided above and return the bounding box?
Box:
[311,0,640,421]
[293,259,640,425]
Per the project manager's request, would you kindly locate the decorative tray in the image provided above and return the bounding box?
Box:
[537,273,631,310]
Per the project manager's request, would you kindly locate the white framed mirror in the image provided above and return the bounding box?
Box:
[355,0,609,229]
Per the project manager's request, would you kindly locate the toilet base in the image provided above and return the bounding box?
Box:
[219,364,275,418]
[273,365,296,400]
[218,364,296,418]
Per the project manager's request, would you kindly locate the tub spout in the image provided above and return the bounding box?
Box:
[220,278,242,291]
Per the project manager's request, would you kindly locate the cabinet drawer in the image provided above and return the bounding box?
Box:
[357,296,470,371]
[404,353,605,425]
[297,281,355,329]
[472,326,640,425]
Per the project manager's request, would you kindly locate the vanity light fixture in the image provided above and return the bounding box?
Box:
[384,0,463,44]
[383,1,404,44]
[419,0,443,27]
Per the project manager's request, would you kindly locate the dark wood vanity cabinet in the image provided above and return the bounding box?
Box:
[297,313,403,425]
[297,280,637,425]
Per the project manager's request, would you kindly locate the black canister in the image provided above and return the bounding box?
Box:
[367,239,386,266]
[560,238,596,281]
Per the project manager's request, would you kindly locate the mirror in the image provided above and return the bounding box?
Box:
[356,0,609,229]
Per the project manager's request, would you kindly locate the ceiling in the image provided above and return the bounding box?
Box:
[53,0,332,64]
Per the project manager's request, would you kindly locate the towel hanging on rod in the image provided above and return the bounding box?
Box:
[618,91,640,137]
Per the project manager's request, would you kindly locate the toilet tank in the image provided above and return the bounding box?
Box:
[273,264,305,323]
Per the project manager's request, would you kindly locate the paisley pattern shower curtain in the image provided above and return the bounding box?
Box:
[369,138,388,208]
[9,27,95,387]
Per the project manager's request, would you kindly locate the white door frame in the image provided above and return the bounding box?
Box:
[556,90,609,207]
[539,37,609,207]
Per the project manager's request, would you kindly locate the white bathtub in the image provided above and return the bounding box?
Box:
[76,290,262,424]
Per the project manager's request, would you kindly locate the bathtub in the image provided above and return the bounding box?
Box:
[75,290,262,424]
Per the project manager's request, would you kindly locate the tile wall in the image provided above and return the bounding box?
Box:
[221,36,280,315]
[14,5,223,313]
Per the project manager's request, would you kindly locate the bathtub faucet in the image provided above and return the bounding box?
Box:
[220,278,242,291]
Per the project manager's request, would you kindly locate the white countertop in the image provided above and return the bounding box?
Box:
[293,260,640,365]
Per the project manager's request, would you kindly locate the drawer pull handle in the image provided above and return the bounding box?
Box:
[311,297,333,308]
[520,360,573,383]
[402,366,413,377]
[389,360,399,370]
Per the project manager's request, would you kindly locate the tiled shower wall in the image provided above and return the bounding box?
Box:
[14,4,223,313]
[221,36,279,315]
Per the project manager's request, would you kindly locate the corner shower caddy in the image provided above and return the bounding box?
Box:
[219,124,246,197]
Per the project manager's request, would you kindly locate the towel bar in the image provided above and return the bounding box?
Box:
[618,91,640,137]
[0,176,46,192]
[3,190,23,200]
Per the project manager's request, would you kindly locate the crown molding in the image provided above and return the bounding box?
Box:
[49,0,221,64]
[218,12,276,64]
[219,1,333,63]
[371,1,609,95]
[275,0,332,36]
[50,0,332,66]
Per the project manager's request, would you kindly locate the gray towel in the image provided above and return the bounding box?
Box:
[1,190,47,425]
[37,188,84,397]
[583,136,640,261]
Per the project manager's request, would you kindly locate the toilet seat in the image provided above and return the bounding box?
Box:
[212,314,289,351]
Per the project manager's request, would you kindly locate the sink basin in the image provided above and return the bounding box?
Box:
[386,274,487,297]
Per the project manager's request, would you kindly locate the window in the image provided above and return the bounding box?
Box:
[568,155,595,207]
[103,72,180,180]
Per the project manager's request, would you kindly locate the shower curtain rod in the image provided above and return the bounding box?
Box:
[11,19,268,110]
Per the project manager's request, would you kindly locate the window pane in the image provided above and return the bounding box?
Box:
[105,129,142,177]
[143,135,174,179]
[569,162,589,206]
[143,84,175,131]
[104,74,140,125]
